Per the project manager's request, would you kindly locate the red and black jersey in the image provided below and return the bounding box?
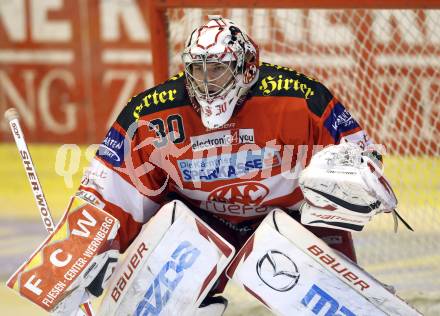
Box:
[77,62,370,252]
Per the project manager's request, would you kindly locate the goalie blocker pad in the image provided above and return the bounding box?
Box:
[226,209,421,316]
[7,196,120,313]
[98,200,235,316]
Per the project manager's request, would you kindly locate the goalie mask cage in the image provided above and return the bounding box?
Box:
[148,0,440,312]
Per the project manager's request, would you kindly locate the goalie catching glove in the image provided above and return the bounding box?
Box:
[299,142,401,232]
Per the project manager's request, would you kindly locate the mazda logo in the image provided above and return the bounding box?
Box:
[256,250,300,292]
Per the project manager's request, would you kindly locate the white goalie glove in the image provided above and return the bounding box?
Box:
[299,142,399,232]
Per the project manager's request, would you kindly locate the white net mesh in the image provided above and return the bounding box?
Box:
[165,8,440,312]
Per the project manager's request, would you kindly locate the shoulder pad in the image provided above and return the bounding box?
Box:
[251,62,333,117]
[116,72,191,130]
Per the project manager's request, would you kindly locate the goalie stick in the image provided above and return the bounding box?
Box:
[4,108,95,316]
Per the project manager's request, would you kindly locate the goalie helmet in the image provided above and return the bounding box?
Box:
[182,16,259,129]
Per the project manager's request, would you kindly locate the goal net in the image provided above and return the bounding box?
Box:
[149,2,440,312]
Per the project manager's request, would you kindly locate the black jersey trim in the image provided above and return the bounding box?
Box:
[116,72,191,131]
[250,62,333,117]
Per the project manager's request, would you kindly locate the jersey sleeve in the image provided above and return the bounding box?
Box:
[307,82,372,148]
[76,98,168,252]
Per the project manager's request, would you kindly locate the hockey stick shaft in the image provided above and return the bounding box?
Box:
[5,108,55,233]
[4,108,95,316]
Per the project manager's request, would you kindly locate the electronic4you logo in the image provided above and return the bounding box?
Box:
[190,129,254,152]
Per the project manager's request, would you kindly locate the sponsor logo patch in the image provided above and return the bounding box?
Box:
[324,103,360,141]
[133,88,178,120]
[208,182,269,206]
[201,201,273,217]
[190,129,255,152]
[258,74,315,99]
[301,284,355,316]
[177,147,281,182]
[256,250,300,292]
[307,244,369,291]
[135,241,200,315]
[97,127,126,167]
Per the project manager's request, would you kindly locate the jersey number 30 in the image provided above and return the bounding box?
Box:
[149,115,185,147]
